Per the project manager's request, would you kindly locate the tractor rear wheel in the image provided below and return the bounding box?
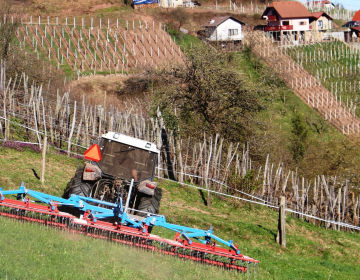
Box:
[136,187,162,217]
[62,167,93,199]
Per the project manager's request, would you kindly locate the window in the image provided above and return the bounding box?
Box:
[282,21,290,26]
[299,21,306,25]
[318,20,323,28]
[228,29,238,36]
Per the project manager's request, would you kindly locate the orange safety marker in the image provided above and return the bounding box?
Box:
[84,144,102,162]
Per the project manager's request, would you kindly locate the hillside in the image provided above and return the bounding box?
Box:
[1,1,360,278]
[0,146,360,279]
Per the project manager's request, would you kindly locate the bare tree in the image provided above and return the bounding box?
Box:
[153,44,261,141]
[170,8,190,30]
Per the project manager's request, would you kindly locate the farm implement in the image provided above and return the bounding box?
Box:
[0,183,259,273]
[0,132,258,272]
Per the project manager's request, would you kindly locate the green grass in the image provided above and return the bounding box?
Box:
[167,28,203,52]
[0,216,241,280]
[0,146,360,279]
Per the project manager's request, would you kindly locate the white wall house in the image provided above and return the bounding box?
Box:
[203,16,246,41]
[305,1,335,10]
[310,12,333,31]
[262,1,312,33]
[159,0,183,8]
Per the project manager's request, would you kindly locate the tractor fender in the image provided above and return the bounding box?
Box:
[83,163,102,181]
[137,180,158,196]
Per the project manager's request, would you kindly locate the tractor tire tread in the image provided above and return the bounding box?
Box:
[62,167,92,198]
[136,188,162,217]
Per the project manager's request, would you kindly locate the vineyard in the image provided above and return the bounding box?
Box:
[287,41,360,116]
[0,56,360,233]
[244,31,360,136]
[17,17,185,75]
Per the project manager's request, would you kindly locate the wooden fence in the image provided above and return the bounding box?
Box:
[0,59,359,231]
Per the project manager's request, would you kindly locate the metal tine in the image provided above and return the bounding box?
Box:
[47,214,50,230]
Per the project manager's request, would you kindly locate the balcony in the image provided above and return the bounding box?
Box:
[264,25,294,31]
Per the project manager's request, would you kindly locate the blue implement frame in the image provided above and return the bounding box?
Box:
[0,183,240,255]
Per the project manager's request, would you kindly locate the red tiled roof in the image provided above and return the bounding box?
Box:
[262,1,312,19]
[353,10,360,21]
[311,12,333,20]
[351,27,360,32]
[203,16,245,27]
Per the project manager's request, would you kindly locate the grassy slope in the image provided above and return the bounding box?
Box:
[169,34,357,177]
[0,147,360,279]
[233,45,360,179]
[2,9,360,278]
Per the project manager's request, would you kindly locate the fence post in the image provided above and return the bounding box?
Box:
[41,136,47,183]
[276,196,286,247]
[67,101,77,156]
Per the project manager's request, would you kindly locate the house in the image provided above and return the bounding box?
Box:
[310,12,333,31]
[306,1,335,10]
[342,21,360,28]
[203,16,246,41]
[322,1,335,9]
[353,9,360,22]
[158,0,183,8]
[262,1,312,36]
[342,11,360,29]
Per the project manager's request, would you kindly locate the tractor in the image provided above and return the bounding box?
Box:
[63,132,162,217]
[1,132,259,271]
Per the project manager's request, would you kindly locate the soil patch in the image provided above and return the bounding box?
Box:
[66,74,151,114]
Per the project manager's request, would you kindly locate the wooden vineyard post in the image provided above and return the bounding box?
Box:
[67,101,77,156]
[276,196,286,247]
[40,135,47,183]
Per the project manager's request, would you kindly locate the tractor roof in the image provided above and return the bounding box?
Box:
[102,132,160,154]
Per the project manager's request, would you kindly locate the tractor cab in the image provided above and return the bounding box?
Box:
[85,132,159,183]
[63,132,162,217]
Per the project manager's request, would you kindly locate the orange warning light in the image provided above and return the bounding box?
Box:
[84,144,102,162]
